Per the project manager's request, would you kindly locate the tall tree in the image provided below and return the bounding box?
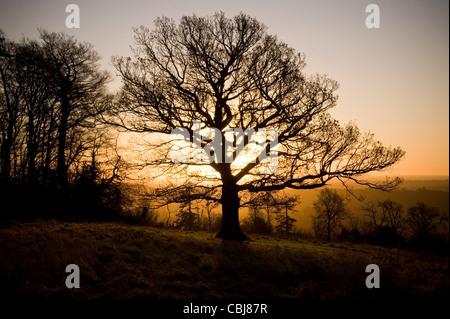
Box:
[204,198,219,232]
[39,30,109,190]
[1,31,110,188]
[248,191,278,231]
[110,12,405,240]
[274,193,299,234]
[312,188,348,241]
[0,34,23,185]
[174,188,200,230]
[14,40,56,184]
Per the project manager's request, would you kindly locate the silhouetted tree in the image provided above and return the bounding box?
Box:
[363,199,405,247]
[0,36,22,185]
[364,199,404,232]
[109,12,404,240]
[312,189,348,241]
[242,206,272,235]
[248,191,278,232]
[274,193,299,234]
[175,203,199,231]
[379,200,403,231]
[140,205,160,226]
[39,30,109,190]
[204,198,219,232]
[172,187,201,230]
[0,30,124,221]
[1,31,111,190]
[406,202,444,240]
[71,145,127,220]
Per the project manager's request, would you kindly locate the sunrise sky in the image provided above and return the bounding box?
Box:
[1,0,448,177]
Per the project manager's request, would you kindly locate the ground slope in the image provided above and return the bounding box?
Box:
[0,220,448,299]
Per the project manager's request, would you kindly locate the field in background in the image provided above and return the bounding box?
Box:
[153,178,449,232]
[0,220,448,299]
[291,183,449,231]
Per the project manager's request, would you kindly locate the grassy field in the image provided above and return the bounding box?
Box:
[0,220,448,299]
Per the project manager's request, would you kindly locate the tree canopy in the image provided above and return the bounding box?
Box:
[107,12,404,239]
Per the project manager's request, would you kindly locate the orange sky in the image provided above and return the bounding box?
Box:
[1,0,448,177]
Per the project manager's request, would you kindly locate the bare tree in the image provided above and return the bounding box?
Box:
[0,35,23,185]
[248,191,278,231]
[109,12,404,240]
[1,31,111,190]
[39,30,110,190]
[406,202,445,240]
[204,198,219,232]
[242,205,272,235]
[364,199,404,233]
[312,188,348,241]
[12,40,57,184]
[381,200,403,231]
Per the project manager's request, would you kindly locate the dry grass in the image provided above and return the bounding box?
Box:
[0,220,448,299]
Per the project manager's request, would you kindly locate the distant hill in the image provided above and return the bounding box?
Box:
[398,179,449,192]
[315,176,449,191]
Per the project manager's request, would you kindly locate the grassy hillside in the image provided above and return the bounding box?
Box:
[0,220,448,299]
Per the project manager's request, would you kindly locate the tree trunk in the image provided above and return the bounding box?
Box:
[42,130,52,185]
[216,182,248,241]
[0,102,15,185]
[207,208,212,232]
[285,207,289,234]
[0,136,12,185]
[0,69,12,185]
[57,92,69,190]
[327,220,331,241]
[26,109,37,184]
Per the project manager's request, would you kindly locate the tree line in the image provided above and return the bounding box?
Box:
[0,30,111,187]
[0,30,125,219]
[136,188,299,235]
[311,188,448,252]
[127,185,449,253]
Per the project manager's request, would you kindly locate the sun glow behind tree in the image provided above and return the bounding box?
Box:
[107,12,404,240]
